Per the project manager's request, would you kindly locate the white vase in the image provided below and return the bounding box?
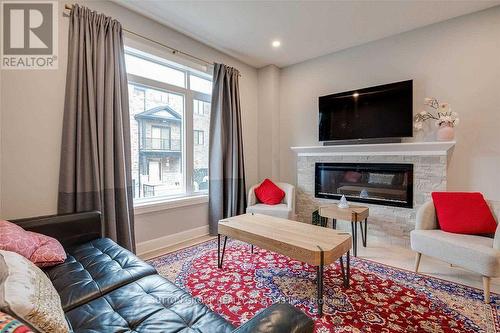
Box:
[436,124,455,141]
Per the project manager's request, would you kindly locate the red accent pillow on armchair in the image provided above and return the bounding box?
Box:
[431,192,497,234]
[255,179,285,205]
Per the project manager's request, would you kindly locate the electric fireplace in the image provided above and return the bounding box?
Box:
[315,163,413,208]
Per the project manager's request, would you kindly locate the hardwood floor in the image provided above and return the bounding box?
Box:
[356,240,500,293]
[139,235,214,261]
[140,235,500,293]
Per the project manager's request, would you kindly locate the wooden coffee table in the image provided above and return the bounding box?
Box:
[218,213,352,316]
[318,204,369,257]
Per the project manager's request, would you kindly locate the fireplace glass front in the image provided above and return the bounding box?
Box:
[315,163,413,208]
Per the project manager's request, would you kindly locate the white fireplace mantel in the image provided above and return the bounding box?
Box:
[291,141,455,157]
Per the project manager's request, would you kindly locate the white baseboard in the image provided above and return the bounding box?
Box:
[136,225,209,256]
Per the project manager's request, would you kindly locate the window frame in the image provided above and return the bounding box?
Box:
[125,46,212,207]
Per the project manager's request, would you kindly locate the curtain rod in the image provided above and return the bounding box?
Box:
[63,3,216,69]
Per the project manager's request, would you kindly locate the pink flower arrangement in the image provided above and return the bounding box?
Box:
[414,97,459,131]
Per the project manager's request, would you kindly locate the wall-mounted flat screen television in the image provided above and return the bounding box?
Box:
[319,80,413,142]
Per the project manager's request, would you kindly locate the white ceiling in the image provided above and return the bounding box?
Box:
[115,0,500,68]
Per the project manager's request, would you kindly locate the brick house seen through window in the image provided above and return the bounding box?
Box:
[126,46,212,200]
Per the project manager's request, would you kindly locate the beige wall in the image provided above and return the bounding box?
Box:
[279,6,500,201]
[257,65,280,181]
[135,202,209,244]
[0,0,259,245]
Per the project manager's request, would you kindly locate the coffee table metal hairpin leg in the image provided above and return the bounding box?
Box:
[364,218,367,247]
[346,251,350,287]
[217,234,227,268]
[359,218,368,247]
[338,251,350,288]
[350,222,358,257]
[351,212,358,257]
[316,245,324,317]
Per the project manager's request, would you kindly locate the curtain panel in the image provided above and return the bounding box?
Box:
[58,4,135,252]
[208,63,247,235]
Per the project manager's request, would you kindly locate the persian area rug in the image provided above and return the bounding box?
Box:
[148,239,499,333]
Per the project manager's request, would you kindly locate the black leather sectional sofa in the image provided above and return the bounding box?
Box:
[12,212,314,333]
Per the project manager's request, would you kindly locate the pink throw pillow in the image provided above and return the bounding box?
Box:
[0,220,38,258]
[0,220,66,267]
[29,232,66,267]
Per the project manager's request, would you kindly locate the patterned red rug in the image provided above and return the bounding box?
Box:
[148,239,499,333]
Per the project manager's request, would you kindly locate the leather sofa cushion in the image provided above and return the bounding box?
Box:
[44,238,156,311]
[233,303,314,333]
[65,274,234,333]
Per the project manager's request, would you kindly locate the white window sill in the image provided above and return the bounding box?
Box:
[134,194,208,215]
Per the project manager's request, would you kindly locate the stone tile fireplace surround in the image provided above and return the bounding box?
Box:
[292,142,456,247]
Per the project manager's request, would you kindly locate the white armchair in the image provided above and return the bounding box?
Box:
[246,181,296,220]
[411,200,500,303]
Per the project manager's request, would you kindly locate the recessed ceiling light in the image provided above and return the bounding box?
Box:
[272,40,281,48]
[352,92,359,98]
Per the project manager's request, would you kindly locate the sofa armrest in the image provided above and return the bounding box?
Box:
[247,184,260,207]
[494,225,500,250]
[415,201,438,230]
[232,303,313,333]
[277,183,295,214]
[10,211,103,248]
[489,200,500,250]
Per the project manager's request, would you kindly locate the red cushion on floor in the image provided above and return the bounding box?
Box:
[431,192,497,234]
[254,179,285,205]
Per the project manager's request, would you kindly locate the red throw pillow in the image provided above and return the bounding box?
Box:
[0,220,66,267]
[431,192,497,234]
[254,179,285,205]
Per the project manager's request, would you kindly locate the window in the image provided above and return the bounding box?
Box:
[190,75,212,94]
[194,99,210,115]
[150,126,171,150]
[194,130,204,145]
[193,99,210,192]
[125,52,185,88]
[126,47,212,202]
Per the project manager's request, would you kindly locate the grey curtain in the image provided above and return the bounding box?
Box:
[58,5,135,252]
[208,64,247,235]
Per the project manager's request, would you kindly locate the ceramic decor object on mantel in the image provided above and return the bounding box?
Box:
[436,124,455,141]
[414,97,459,141]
